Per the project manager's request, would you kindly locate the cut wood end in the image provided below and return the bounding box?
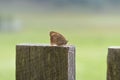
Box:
[108,46,120,49]
[16,43,75,48]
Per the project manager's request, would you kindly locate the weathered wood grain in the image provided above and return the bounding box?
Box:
[107,47,120,80]
[16,45,30,80]
[16,44,75,80]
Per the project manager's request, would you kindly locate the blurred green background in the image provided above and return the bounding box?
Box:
[0,0,120,80]
[0,13,120,80]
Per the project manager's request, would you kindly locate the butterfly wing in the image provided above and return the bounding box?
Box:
[56,33,68,45]
[50,31,68,46]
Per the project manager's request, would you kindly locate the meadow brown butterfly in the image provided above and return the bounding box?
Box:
[50,31,68,46]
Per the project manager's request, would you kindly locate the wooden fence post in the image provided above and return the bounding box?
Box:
[16,44,75,80]
[107,46,120,80]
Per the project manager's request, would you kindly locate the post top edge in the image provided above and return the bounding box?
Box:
[16,43,75,48]
[109,46,120,49]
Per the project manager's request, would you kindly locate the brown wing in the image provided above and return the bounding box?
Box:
[55,33,68,45]
[50,31,68,46]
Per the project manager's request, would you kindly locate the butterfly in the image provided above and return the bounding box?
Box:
[50,31,68,46]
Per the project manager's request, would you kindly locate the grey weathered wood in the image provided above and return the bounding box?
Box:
[107,46,120,80]
[16,44,75,80]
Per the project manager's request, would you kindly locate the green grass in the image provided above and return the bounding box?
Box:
[0,13,120,80]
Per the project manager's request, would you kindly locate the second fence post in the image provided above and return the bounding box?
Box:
[107,46,120,80]
[16,44,75,80]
